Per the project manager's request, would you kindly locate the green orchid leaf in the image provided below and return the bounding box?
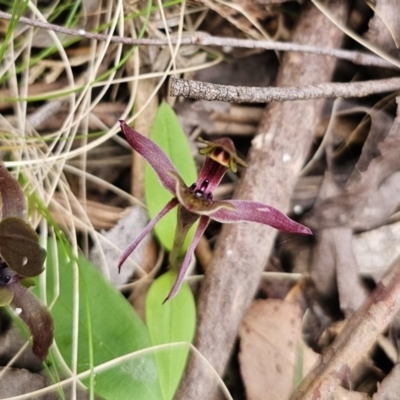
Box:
[145,101,198,251]
[0,162,26,220]
[0,217,46,277]
[146,270,196,400]
[37,240,162,400]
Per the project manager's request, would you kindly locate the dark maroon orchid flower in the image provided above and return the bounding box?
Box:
[118,121,312,302]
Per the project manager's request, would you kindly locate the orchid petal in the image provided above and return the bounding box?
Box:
[210,200,312,235]
[120,121,179,195]
[164,215,210,302]
[118,198,179,271]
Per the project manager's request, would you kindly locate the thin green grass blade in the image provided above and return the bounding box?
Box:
[0,0,29,63]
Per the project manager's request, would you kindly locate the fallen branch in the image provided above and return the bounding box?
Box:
[170,76,400,103]
[0,11,395,69]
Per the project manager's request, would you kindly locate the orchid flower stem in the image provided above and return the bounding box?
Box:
[168,206,199,270]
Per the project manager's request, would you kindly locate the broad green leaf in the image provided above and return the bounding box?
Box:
[36,240,162,400]
[146,270,196,400]
[0,217,46,277]
[145,101,198,250]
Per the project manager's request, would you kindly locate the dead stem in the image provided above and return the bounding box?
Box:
[0,11,394,69]
[170,77,400,103]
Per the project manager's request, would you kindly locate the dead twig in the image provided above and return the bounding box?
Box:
[0,11,395,69]
[170,77,400,103]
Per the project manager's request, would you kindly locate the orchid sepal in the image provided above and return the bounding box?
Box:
[119,121,179,195]
[117,198,179,271]
[163,215,210,303]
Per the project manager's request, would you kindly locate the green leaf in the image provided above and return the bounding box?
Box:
[146,270,196,400]
[0,0,29,64]
[0,217,46,277]
[145,101,198,251]
[37,240,162,400]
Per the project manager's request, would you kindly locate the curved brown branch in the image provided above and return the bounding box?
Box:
[0,11,394,69]
[170,77,400,103]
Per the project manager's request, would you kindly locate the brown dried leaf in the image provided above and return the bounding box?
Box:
[305,104,400,231]
[239,299,318,400]
[349,102,396,174]
[354,220,400,282]
[311,228,367,315]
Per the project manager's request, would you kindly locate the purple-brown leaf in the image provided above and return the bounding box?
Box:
[10,282,54,360]
[0,162,26,220]
[0,217,46,277]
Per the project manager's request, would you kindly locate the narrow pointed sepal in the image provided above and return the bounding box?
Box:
[119,121,179,195]
[118,198,179,272]
[210,200,312,235]
[163,216,210,302]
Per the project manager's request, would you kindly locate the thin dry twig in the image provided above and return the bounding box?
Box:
[0,11,395,69]
[290,256,400,399]
[176,0,349,398]
[170,77,400,103]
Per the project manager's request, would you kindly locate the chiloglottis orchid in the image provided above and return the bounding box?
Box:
[118,121,312,302]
